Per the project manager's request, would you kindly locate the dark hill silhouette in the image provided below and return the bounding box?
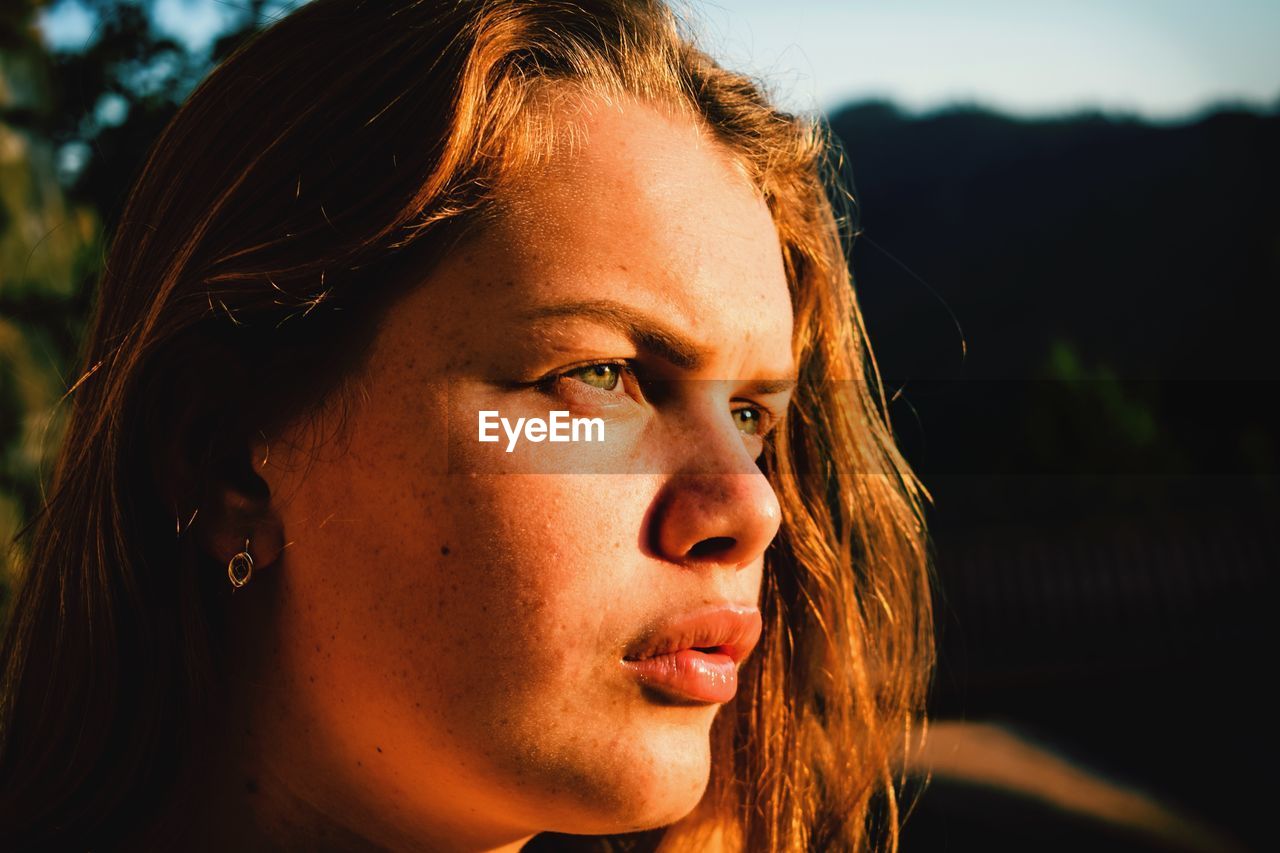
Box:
[831,99,1280,381]
[827,101,1277,850]
[827,100,1280,527]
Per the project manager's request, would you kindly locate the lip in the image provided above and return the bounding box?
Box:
[620,604,763,704]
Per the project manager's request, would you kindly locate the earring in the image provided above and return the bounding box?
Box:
[227,538,254,589]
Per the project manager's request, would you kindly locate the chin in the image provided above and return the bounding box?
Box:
[536,737,714,837]
[556,784,710,838]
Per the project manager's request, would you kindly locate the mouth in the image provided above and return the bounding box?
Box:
[620,604,763,704]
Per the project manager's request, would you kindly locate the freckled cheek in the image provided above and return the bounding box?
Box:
[434,476,642,678]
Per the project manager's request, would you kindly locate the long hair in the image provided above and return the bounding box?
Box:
[0,1,934,849]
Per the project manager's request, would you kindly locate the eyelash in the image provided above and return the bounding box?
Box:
[534,359,783,438]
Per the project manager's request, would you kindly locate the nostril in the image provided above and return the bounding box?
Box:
[688,536,735,558]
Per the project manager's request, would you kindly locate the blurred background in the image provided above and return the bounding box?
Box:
[1,1,1275,850]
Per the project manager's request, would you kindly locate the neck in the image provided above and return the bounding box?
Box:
[126,673,539,852]
[124,697,387,851]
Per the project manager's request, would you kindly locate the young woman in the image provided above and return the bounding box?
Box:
[0,1,933,849]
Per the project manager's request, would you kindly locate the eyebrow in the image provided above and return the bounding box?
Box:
[517,298,798,391]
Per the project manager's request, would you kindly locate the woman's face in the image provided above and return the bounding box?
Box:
[242,96,795,849]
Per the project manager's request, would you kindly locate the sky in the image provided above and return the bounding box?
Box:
[37,0,1280,121]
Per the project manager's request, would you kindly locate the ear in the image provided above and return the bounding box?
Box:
[195,430,287,578]
[148,350,289,578]
[139,327,296,586]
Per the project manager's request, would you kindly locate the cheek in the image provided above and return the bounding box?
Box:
[299,469,648,717]
[405,470,660,789]
[428,473,709,821]
[442,473,647,672]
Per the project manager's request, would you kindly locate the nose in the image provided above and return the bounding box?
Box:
[648,439,783,571]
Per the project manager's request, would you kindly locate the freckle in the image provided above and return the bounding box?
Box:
[357,760,363,767]
[315,644,321,652]
[441,545,451,555]
[309,675,315,683]
[618,264,628,272]
[376,746,383,753]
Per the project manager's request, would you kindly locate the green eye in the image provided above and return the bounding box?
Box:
[570,363,622,391]
[734,407,764,436]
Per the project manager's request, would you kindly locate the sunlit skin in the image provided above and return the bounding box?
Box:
[194,95,797,851]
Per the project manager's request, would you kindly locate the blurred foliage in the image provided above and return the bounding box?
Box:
[1022,339,1191,513]
[0,0,284,611]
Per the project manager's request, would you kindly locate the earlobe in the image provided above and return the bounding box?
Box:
[196,432,287,585]
[201,485,286,580]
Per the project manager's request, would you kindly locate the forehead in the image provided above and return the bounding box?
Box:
[477,95,793,352]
